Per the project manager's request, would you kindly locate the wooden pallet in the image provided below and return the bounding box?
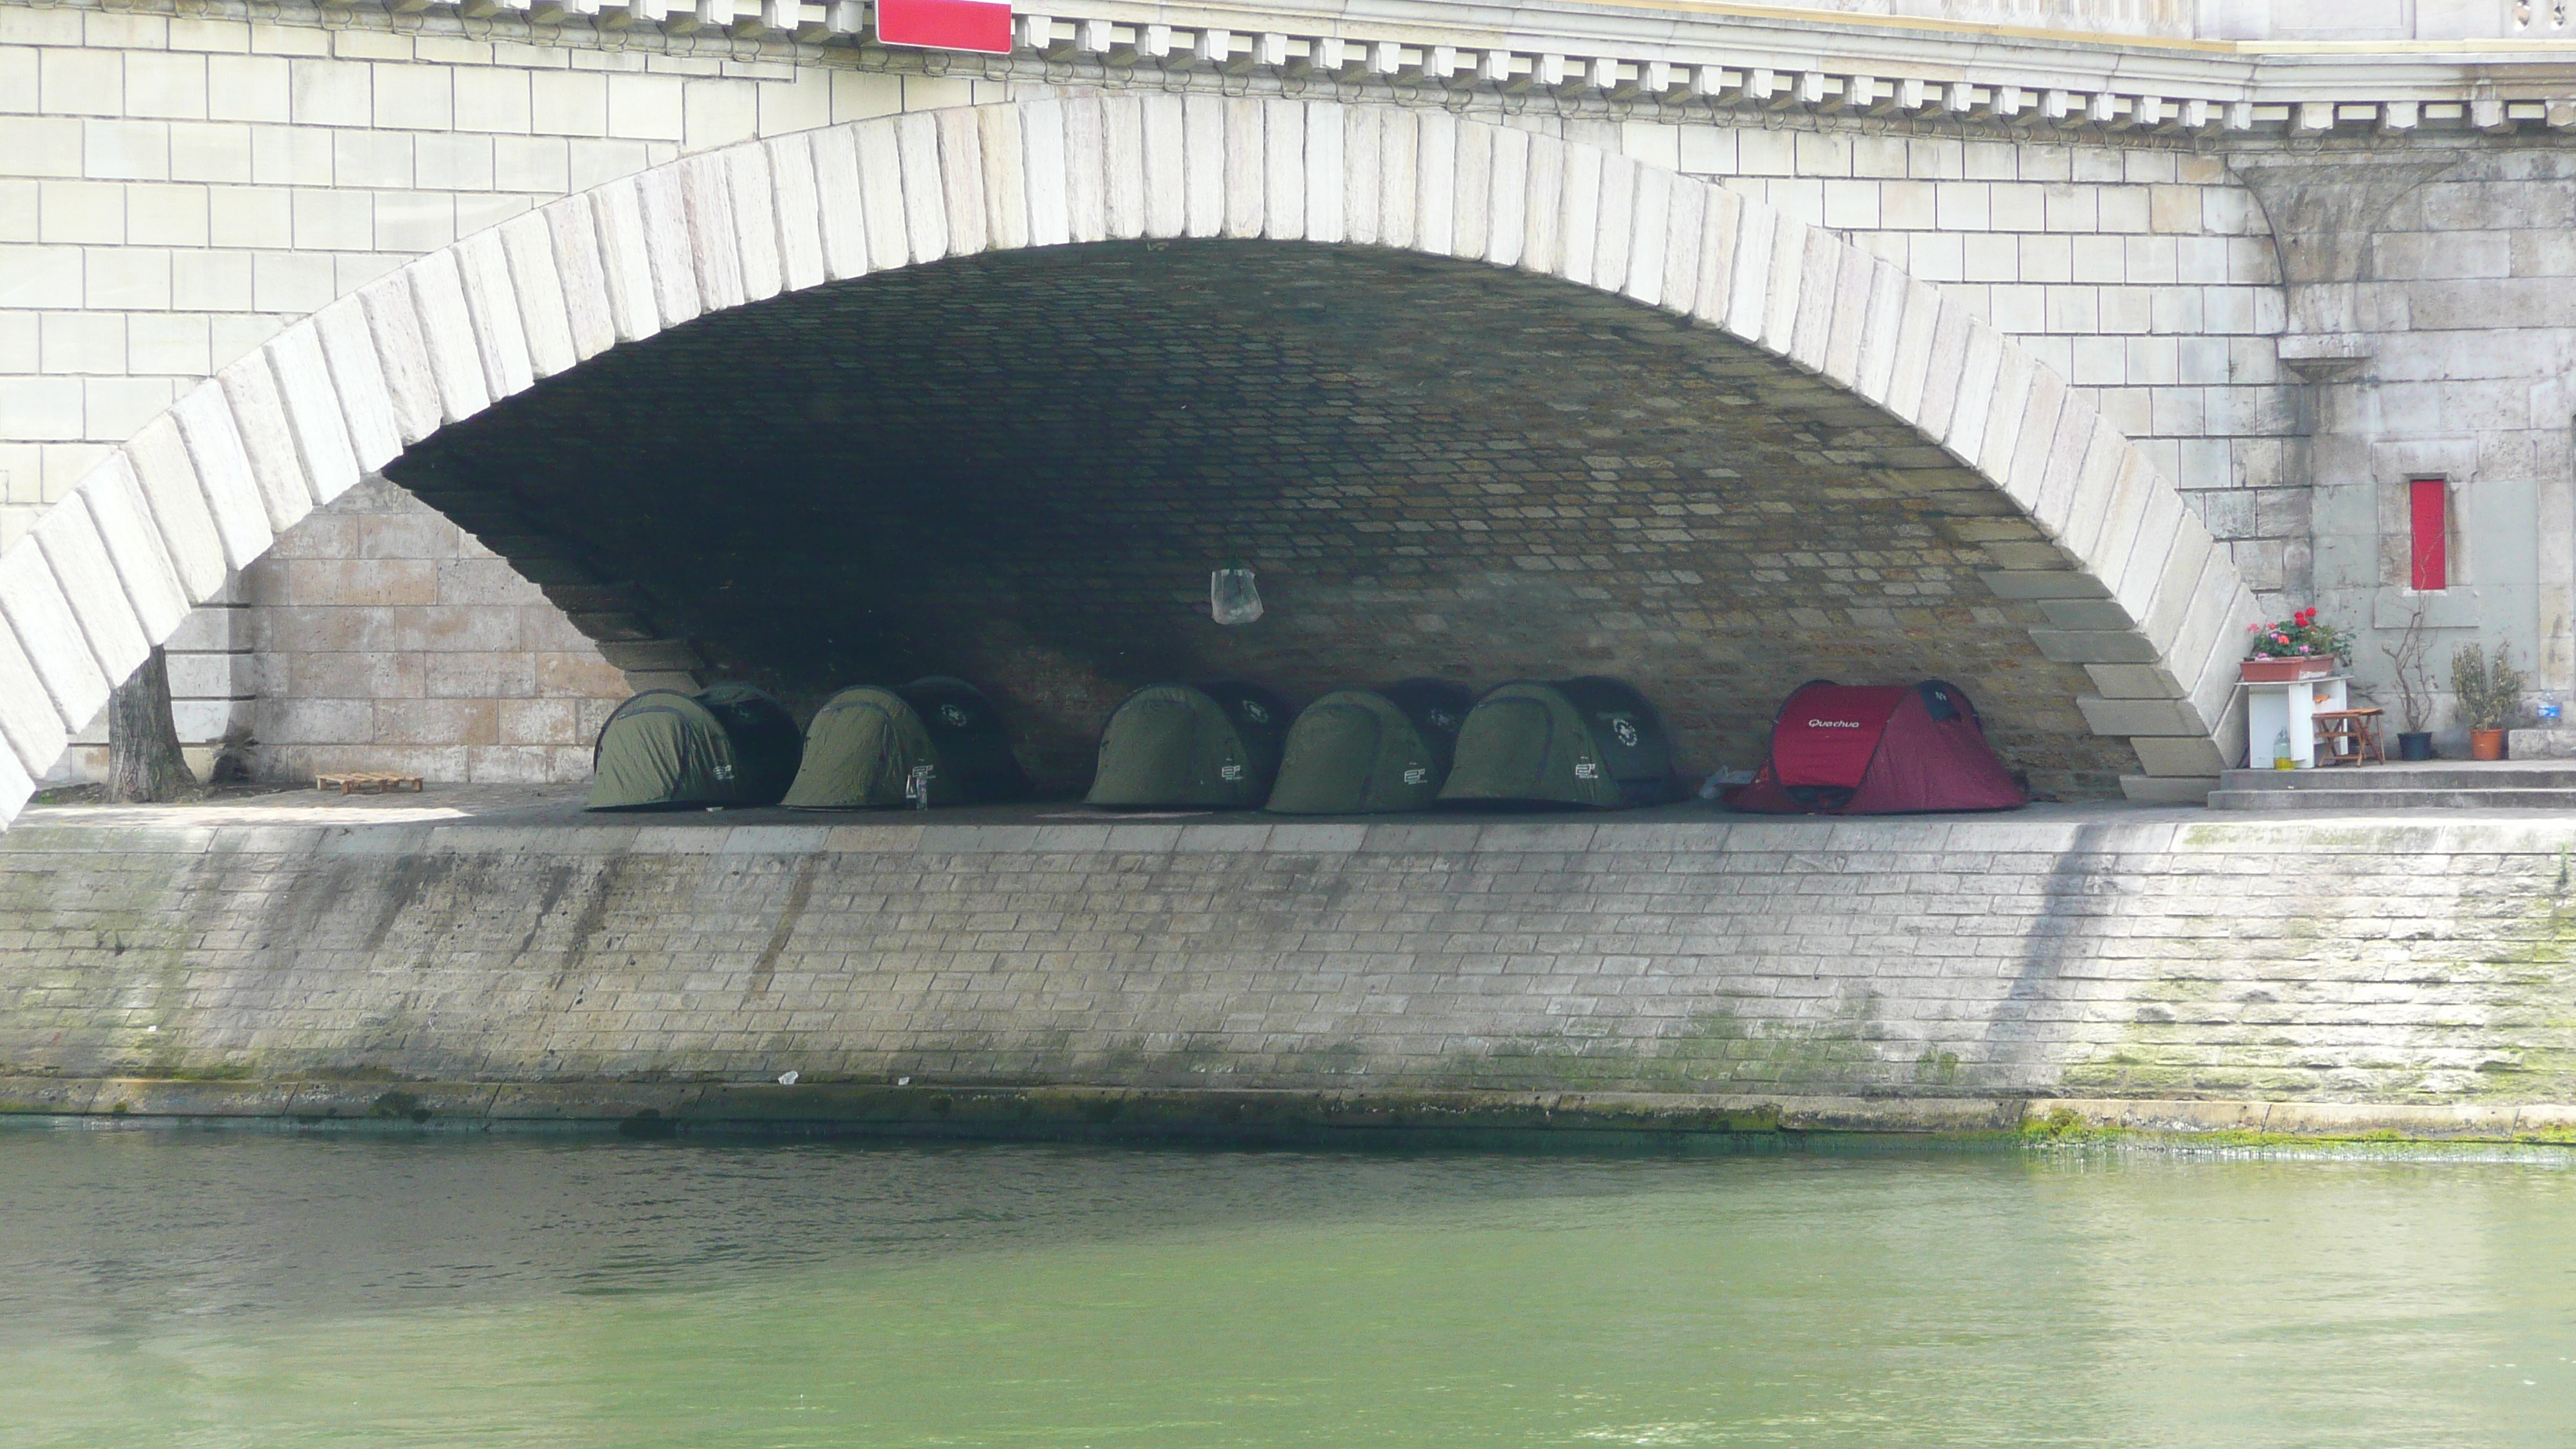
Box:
[314,771,425,796]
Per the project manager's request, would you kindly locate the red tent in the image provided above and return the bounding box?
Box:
[1730,680,2026,815]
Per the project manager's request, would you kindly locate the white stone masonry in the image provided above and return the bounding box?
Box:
[0,95,2261,820]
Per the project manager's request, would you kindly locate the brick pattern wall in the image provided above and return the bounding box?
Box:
[0,0,1005,548]
[1649,122,2300,597]
[3,814,2568,1104]
[51,575,252,783]
[240,475,631,782]
[50,476,635,783]
[2313,154,2576,725]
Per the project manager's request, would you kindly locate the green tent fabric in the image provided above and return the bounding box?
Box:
[587,683,802,810]
[587,690,751,810]
[896,677,1029,803]
[783,678,1030,810]
[1265,678,1474,815]
[1554,676,1678,806]
[781,686,944,810]
[1436,677,1679,810]
[1084,680,1294,808]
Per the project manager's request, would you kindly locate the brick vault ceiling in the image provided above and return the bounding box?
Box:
[390,239,2128,796]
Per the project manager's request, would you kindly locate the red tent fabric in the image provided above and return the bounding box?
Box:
[1731,680,2026,814]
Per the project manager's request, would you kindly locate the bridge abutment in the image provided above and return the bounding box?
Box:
[5,0,2576,807]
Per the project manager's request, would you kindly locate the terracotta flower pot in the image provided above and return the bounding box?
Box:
[2470,728,2508,762]
[2240,658,2334,683]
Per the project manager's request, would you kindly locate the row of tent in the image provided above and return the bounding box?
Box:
[1086,677,1681,813]
[587,674,2026,816]
[588,678,1031,811]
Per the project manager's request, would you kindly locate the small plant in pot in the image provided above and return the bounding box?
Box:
[2449,642,2528,762]
[2380,604,2437,760]
[2242,607,2352,681]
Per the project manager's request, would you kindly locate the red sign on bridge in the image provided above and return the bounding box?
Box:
[876,0,1013,54]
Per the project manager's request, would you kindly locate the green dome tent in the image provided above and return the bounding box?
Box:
[897,677,1029,803]
[1437,677,1679,810]
[780,677,1030,810]
[587,684,802,810]
[1266,678,1475,815]
[1084,680,1294,809]
[780,685,942,809]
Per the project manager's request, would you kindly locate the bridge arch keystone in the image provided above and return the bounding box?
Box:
[0,95,2259,822]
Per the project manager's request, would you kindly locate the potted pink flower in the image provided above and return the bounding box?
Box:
[2242,608,2351,683]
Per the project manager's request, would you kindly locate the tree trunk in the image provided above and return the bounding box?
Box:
[107,648,195,803]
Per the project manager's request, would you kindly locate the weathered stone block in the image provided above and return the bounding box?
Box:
[498,211,577,380]
[724,141,785,304]
[454,228,536,402]
[117,419,228,605]
[2128,733,2227,776]
[0,543,112,729]
[262,324,362,503]
[71,455,190,644]
[893,111,947,263]
[1016,99,1069,250]
[1290,101,1340,249]
[401,250,492,424]
[214,349,318,534]
[168,383,277,569]
[931,107,989,259]
[29,492,151,684]
[632,166,704,328]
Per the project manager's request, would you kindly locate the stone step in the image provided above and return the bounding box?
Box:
[2219,765,2576,792]
[2208,786,2576,810]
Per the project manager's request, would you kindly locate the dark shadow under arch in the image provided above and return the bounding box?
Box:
[387,239,2127,794]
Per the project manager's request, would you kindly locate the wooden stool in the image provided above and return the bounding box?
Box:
[2311,707,2384,767]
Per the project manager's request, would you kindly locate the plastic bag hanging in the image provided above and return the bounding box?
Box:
[1210,564,1263,625]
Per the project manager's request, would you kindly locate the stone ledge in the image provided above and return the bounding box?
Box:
[7,1078,2571,1145]
[22,804,2576,857]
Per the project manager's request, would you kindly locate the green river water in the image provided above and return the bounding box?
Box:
[2,1127,2571,1447]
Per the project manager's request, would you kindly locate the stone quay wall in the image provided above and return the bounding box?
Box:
[3,810,2573,1107]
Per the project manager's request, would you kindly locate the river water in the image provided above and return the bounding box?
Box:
[2,1127,2570,1447]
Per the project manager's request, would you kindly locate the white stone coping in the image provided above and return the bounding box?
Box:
[39,0,2576,135]
[9,807,2576,856]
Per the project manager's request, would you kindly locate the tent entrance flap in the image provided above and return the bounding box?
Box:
[1085,681,1294,809]
[1438,677,1677,810]
[783,686,942,810]
[1449,697,1562,798]
[897,676,1029,803]
[587,688,771,810]
[1097,697,1209,799]
[1266,679,1471,815]
[1267,703,1385,814]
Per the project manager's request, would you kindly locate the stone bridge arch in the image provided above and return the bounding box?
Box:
[0,95,2258,818]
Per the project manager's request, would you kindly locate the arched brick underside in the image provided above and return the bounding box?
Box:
[394,242,2126,796]
[0,97,2258,820]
